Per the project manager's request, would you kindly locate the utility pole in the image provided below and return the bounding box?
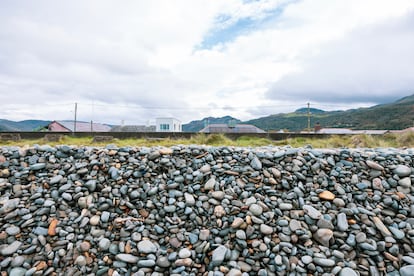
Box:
[307,102,311,133]
[74,102,77,134]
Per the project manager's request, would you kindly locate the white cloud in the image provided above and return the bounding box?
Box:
[0,0,413,124]
[266,7,414,105]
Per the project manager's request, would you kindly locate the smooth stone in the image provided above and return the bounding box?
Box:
[356,232,367,243]
[400,265,414,276]
[75,256,87,266]
[314,229,333,247]
[394,165,412,177]
[50,175,63,184]
[9,267,27,276]
[184,193,195,205]
[200,164,211,173]
[137,240,157,253]
[30,163,46,171]
[90,215,100,226]
[337,213,349,232]
[178,248,192,258]
[79,241,91,252]
[116,253,139,263]
[399,177,411,188]
[389,227,405,239]
[313,257,335,267]
[236,230,246,240]
[289,219,301,231]
[156,256,171,268]
[85,180,96,192]
[205,177,216,190]
[366,160,384,171]
[212,245,228,266]
[372,217,392,237]
[0,241,22,256]
[318,190,335,201]
[99,238,111,251]
[211,191,225,200]
[11,256,25,267]
[6,226,20,236]
[279,203,293,210]
[249,204,263,216]
[301,255,313,265]
[260,224,273,235]
[339,267,358,276]
[250,156,262,170]
[174,258,193,267]
[231,218,244,228]
[137,259,155,267]
[101,211,110,223]
[303,205,322,219]
[199,229,210,240]
[227,269,243,276]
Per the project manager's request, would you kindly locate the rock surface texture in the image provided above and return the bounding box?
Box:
[0,144,414,275]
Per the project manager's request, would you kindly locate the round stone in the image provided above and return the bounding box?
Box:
[75,256,87,266]
[116,253,139,263]
[178,248,192,258]
[314,229,333,246]
[401,265,414,276]
[260,224,273,235]
[236,230,246,240]
[99,238,111,251]
[339,267,358,276]
[79,241,91,252]
[9,267,27,276]
[318,190,335,200]
[249,204,263,216]
[89,215,100,226]
[137,240,157,254]
[5,226,20,236]
[301,255,313,265]
[394,165,412,177]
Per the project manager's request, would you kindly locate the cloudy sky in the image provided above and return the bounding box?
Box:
[1,0,414,125]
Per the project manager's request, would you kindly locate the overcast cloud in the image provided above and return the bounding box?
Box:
[0,0,413,124]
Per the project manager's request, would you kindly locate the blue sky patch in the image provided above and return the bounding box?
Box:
[197,3,288,50]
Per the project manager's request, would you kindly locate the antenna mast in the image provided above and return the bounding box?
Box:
[307,102,311,133]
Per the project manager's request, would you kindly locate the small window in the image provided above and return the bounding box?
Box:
[160,124,169,130]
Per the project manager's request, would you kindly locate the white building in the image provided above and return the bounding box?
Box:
[156,118,182,132]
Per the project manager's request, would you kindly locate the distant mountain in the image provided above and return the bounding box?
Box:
[245,94,414,131]
[0,119,50,131]
[294,107,325,114]
[2,94,414,133]
[183,116,241,132]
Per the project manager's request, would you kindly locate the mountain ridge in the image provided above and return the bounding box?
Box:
[245,94,414,131]
[1,94,414,132]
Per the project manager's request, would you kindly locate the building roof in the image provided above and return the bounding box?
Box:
[110,125,156,132]
[50,120,111,132]
[156,117,181,122]
[316,128,354,134]
[352,130,388,135]
[200,124,266,133]
[390,127,414,133]
[317,128,388,134]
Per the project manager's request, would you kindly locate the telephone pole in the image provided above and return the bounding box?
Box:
[74,102,78,134]
[307,102,311,133]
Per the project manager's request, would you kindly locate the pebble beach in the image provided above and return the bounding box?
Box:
[1,144,414,276]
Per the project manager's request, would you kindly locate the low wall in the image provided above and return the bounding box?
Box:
[0,131,335,141]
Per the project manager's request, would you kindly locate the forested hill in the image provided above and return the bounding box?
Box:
[245,94,414,132]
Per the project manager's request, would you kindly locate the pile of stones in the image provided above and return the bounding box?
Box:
[1,144,414,276]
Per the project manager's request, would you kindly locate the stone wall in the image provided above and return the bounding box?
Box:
[0,145,413,275]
